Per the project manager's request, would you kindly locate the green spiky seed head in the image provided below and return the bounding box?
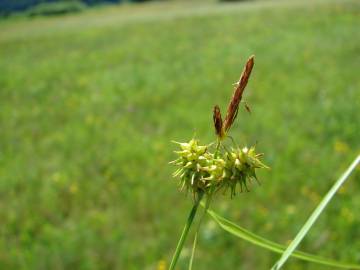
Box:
[170,139,214,199]
[222,146,269,197]
[170,139,268,199]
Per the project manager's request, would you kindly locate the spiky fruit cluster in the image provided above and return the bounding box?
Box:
[170,139,214,198]
[223,146,268,197]
[170,139,268,199]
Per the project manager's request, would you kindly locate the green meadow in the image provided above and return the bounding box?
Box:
[0,0,359,269]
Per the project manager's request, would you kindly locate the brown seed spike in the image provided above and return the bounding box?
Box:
[223,55,254,133]
[213,105,224,138]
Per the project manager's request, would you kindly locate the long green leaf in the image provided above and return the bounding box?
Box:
[205,205,360,269]
[203,154,360,269]
[271,154,360,270]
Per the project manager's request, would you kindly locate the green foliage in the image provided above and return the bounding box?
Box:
[219,0,251,2]
[0,0,41,17]
[271,155,360,269]
[0,0,359,269]
[0,0,121,17]
[206,206,360,269]
[26,1,86,17]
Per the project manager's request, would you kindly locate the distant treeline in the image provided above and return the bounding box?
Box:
[0,0,149,16]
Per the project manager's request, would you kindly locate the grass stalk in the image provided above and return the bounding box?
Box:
[188,229,199,270]
[188,192,214,270]
[169,192,204,270]
[271,154,360,270]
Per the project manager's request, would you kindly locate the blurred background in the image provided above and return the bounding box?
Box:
[0,0,359,269]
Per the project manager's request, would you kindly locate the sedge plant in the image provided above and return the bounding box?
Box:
[169,55,268,270]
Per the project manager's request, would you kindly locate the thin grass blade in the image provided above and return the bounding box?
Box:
[205,208,360,269]
[271,154,360,270]
[207,210,360,269]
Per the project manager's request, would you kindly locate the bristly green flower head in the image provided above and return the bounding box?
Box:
[170,139,268,199]
[170,139,213,200]
[223,146,269,197]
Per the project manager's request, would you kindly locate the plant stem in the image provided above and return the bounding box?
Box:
[188,229,199,270]
[169,192,204,270]
[214,139,221,158]
[188,192,214,270]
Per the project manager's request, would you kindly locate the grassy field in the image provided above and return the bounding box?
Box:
[0,0,360,269]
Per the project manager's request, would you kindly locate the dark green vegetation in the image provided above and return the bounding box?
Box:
[0,0,359,269]
[27,1,87,17]
[0,0,120,17]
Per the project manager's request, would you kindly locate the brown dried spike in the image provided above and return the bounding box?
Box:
[213,105,224,138]
[223,55,254,133]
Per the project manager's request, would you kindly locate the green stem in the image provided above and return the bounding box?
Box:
[169,192,204,270]
[188,229,199,270]
[188,192,214,270]
[214,139,221,158]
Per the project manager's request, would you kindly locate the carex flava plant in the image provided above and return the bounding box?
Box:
[169,55,269,270]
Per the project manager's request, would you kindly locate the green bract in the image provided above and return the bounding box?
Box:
[170,139,268,199]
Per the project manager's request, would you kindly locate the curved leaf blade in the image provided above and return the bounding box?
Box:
[206,207,360,269]
[271,154,360,270]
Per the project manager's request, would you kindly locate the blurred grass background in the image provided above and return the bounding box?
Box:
[0,0,359,269]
